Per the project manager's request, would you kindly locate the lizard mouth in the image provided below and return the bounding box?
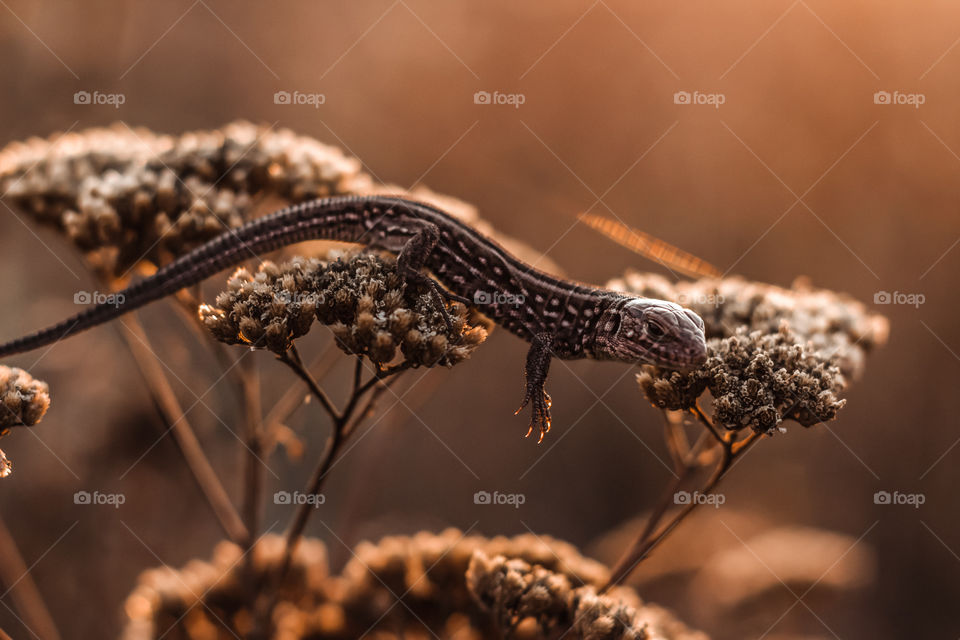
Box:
[646,337,708,372]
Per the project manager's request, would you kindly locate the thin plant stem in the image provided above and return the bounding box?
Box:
[241,357,264,547]
[261,342,341,454]
[0,515,60,640]
[603,409,764,591]
[663,411,690,472]
[119,315,249,545]
[691,401,728,450]
[249,351,409,636]
[278,358,410,570]
[278,346,340,421]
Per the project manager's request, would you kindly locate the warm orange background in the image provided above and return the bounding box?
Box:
[0,2,957,638]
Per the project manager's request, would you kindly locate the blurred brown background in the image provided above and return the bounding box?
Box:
[0,1,957,638]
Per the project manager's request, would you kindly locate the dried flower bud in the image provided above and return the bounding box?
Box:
[0,365,50,428]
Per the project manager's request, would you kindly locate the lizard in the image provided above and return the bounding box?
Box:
[0,195,708,442]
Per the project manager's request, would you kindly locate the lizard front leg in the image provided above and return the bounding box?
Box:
[396,223,471,329]
[515,332,554,443]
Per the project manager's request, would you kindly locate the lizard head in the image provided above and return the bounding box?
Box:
[595,298,707,371]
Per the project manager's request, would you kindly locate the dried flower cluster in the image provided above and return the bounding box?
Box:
[0,365,50,478]
[0,122,487,279]
[607,273,887,434]
[468,552,707,640]
[0,365,50,429]
[200,252,492,366]
[122,529,704,640]
[638,326,846,433]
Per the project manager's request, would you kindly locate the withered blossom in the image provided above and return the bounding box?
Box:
[468,551,707,640]
[638,326,847,434]
[608,272,885,434]
[200,253,491,366]
[0,122,534,280]
[122,529,705,640]
[0,365,50,429]
[0,365,50,479]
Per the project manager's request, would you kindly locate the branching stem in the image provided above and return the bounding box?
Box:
[603,408,764,591]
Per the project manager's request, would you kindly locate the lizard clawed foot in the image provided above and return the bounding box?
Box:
[515,386,552,444]
[400,269,460,331]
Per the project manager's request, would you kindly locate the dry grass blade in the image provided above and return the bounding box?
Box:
[579,212,721,278]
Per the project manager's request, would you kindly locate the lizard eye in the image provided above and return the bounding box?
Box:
[645,318,666,339]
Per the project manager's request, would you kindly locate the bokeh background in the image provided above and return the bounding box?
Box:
[0,1,957,638]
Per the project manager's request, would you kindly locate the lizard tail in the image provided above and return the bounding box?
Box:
[0,195,376,359]
[0,302,122,359]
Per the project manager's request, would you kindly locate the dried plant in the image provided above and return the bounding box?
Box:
[0,365,50,430]
[602,272,888,588]
[0,121,542,281]
[199,253,491,365]
[122,529,706,640]
[0,365,51,478]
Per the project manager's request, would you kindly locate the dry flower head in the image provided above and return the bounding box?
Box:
[122,529,706,640]
[0,365,50,429]
[0,122,554,281]
[607,273,888,434]
[200,252,492,366]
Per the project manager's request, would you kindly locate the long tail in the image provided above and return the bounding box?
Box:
[0,195,394,358]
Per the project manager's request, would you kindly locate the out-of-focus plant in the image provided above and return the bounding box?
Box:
[122,529,707,640]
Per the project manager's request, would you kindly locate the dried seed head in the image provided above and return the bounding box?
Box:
[0,366,50,429]
[0,122,499,283]
[200,252,491,366]
[122,529,701,640]
[610,272,884,435]
[638,326,847,434]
